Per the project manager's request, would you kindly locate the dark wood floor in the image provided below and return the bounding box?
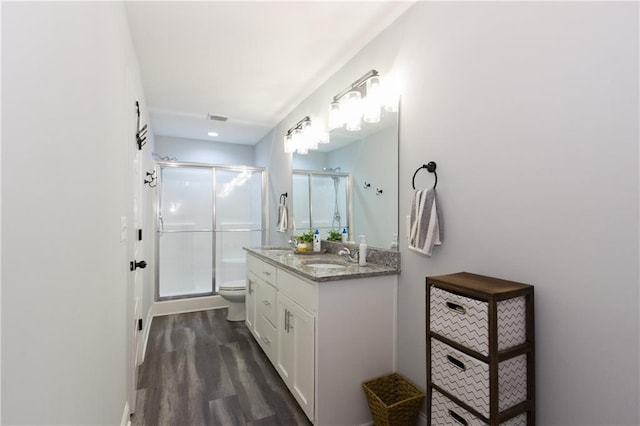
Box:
[131,309,312,426]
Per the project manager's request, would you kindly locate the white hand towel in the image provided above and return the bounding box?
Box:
[277,204,288,232]
[408,188,442,256]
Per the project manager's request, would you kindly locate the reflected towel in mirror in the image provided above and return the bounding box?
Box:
[277,203,288,232]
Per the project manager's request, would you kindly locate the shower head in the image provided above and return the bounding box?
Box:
[323,166,341,173]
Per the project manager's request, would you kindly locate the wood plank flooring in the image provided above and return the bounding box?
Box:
[131,309,312,426]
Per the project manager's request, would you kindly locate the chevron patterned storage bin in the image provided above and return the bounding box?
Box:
[430,339,527,418]
[431,389,527,426]
[430,286,526,356]
[427,272,535,424]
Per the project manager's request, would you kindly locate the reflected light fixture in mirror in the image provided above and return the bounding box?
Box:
[284,116,329,155]
[329,69,398,132]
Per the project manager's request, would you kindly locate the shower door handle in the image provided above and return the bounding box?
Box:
[130,260,147,271]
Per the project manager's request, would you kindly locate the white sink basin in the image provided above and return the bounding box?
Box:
[263,248,293,256]
[303,262,347,270]
[266,249,292,255]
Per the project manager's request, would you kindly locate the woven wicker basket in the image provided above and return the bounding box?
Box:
[362,373,425,426]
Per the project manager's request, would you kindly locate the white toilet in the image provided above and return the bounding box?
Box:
[218,279,247,321]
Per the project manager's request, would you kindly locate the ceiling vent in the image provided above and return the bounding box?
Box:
[207,113,228,122]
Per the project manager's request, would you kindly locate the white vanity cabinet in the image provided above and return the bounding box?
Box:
[277,293,315,420]
[245,251,398,426]
[245,273,256,330]
[246,255,278,362]
[276,268,317,420]
[254,280,277,360]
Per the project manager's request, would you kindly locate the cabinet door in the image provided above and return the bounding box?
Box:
[256,279,277,326]
[277,295,315,421]
[245,273,257,331]
[255,315,277,362]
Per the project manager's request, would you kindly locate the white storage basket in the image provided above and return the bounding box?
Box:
[430,286,526,356]
[431,388,527,426]
[430,339,527,418]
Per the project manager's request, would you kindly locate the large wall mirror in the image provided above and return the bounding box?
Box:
[292,107,398,249]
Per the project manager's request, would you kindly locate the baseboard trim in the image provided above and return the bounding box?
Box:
[358,406,427,426]
[121,401,130,426]
[151,295,228,317]
[418,410,428,426]
[139,296,228,365]
[140,307,154,363]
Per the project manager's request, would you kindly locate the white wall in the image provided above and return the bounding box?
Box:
[265,2,639,424]
[255,129,292,247]
[2,2,149,424]
[155,135,254,166]
[328,125,398,247]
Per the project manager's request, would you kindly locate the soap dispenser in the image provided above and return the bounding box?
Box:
[359,235,367,266]
[341,228,348,243]
[391,234,399,251]
[313,229,321,252]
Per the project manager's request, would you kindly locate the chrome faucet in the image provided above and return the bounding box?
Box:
[338,247,359,263]
[288,236,298,249]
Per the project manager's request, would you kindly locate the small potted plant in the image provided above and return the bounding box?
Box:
[327,229,342,242]
[296,230,315,252]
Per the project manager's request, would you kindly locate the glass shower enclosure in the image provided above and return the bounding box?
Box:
[292,170,351,238]
[156,162,265,300]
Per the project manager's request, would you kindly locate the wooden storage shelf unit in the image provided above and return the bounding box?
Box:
[426,272,535,425]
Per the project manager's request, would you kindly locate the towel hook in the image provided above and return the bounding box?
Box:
[279,192,288,204]
[411,162,438,190]
[144,169,157,188]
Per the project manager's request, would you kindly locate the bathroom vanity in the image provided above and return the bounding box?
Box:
[244,246,399,425]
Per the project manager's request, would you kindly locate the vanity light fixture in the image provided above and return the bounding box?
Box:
[283,116,329,155]
[328,69,399,131]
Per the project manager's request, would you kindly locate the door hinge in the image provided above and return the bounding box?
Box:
[138,229,143,241]
[137,318,143,331]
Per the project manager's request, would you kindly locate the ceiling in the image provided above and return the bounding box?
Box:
[124,1,413,145]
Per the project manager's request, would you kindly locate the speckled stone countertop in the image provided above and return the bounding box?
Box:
[243,243,400,283]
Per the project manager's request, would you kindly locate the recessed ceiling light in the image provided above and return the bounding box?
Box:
[207,131,219,137]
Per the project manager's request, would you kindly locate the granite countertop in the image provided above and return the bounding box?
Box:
[243,246,400,283]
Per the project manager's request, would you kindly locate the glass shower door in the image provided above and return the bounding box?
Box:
[214,168,263,289]
[158,166,214,299]
[292,171,349,238]
[311,174,348,232]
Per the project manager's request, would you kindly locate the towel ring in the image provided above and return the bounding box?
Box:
[412,162,438,190]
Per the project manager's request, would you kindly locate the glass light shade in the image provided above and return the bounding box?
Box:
[292,128,303,153]
[318,130,330,144]
[343,91,362,132]
[383,77,400,112]
[302,119,313,132]
[328,101,344,129]
[304,121,319,151]
[284,133,294,153]
[363,76,382,123]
